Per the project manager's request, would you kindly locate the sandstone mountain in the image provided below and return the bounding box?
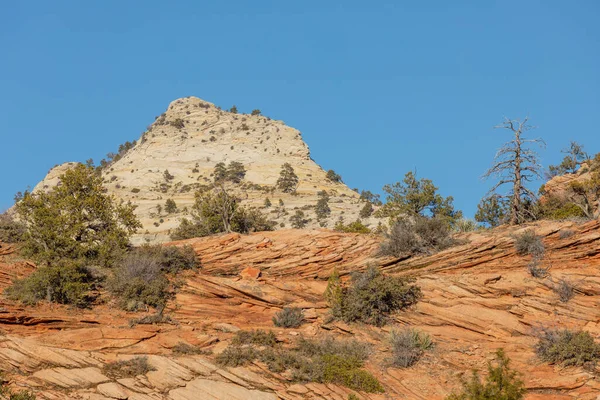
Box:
[33,97,378,243]
[1,220,600,399]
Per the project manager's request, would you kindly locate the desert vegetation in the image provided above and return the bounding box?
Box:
[4,164,203,311]
[315,190,331,225]
[389,328,433,368]
[217,331,384,393]
[326,169,342,183]
[290,210,310,228]
[102,356,156,379]
[96,140,136,170]
[14,164,140,266]
[0,374,36,399]
[380,217,458,257]
[273,307,304,328]
[277,163,299,193]
[333,219,371,234]
[513,230,545,258]
[0,212,25,243]
[1,99,598,399]
[213,161,246,184]
[171,186,274,239]
[445,349,525,400]
[535,328,600,367]
[324,266,421,326]
[108,244,198,310]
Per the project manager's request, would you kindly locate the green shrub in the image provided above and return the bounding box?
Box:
[96,140,137,170]
[293,337,381,393]
[324,269,343,317]
[359,202,374,218]
[129,312,174,327]
[290,210,310,229]
[334,220,371,234]
[108,250,170,310]
[231,206,276,233]
[172,342,209,355]
[257,347,301,372]
[390,329,433,368]
[0,213,26,243]
[163,169,175,181]
[359,190,382,205]
[6,262,93,307]
[380,217,458,257]
[216,345,258,367]
[538,196,586,220]
[554,278,575,303]
[315,191,331,222]
[295,336,371,360]
[170,118,185,129]
[326,170,343,183]
[149,245,199,273]
[318,354,383,392]
[110,244,197,310]
[273,307,304,328]
[0,373,36,399]
[446,349,525,400]
[454,218,478,233]
[102,356,155,379]
[475,195,507,228]
[251,109,261,116]
[337,266,421,326]
[216,334,382,393]
[7,390,36,400]
[535,329,600,366]
[513,230,545,258]
[232,329,277,346]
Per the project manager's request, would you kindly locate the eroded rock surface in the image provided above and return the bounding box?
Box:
[0,220,599,399]
[29,97,379,244]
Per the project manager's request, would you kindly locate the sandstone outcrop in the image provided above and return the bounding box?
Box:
[1,219,599,398]
[31,97,379,244]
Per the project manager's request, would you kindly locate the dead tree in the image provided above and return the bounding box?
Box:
[483,117,545,225]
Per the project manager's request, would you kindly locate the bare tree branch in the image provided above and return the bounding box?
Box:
[483,117,544,225]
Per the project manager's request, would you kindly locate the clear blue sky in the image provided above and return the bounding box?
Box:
[1,1,599,216]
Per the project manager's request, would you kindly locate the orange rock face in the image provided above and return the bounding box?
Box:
[240,266,262,280]
[1,221,600,399]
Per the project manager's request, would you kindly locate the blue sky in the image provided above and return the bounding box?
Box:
[1,1,599,216]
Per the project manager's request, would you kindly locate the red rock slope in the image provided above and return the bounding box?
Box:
[0,221,599,399]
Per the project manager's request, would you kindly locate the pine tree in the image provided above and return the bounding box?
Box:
[277,163,299,193]
[165,199,178,214]
[213,162,227,183]
[15,164,141,265]
[315,190,331,222]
